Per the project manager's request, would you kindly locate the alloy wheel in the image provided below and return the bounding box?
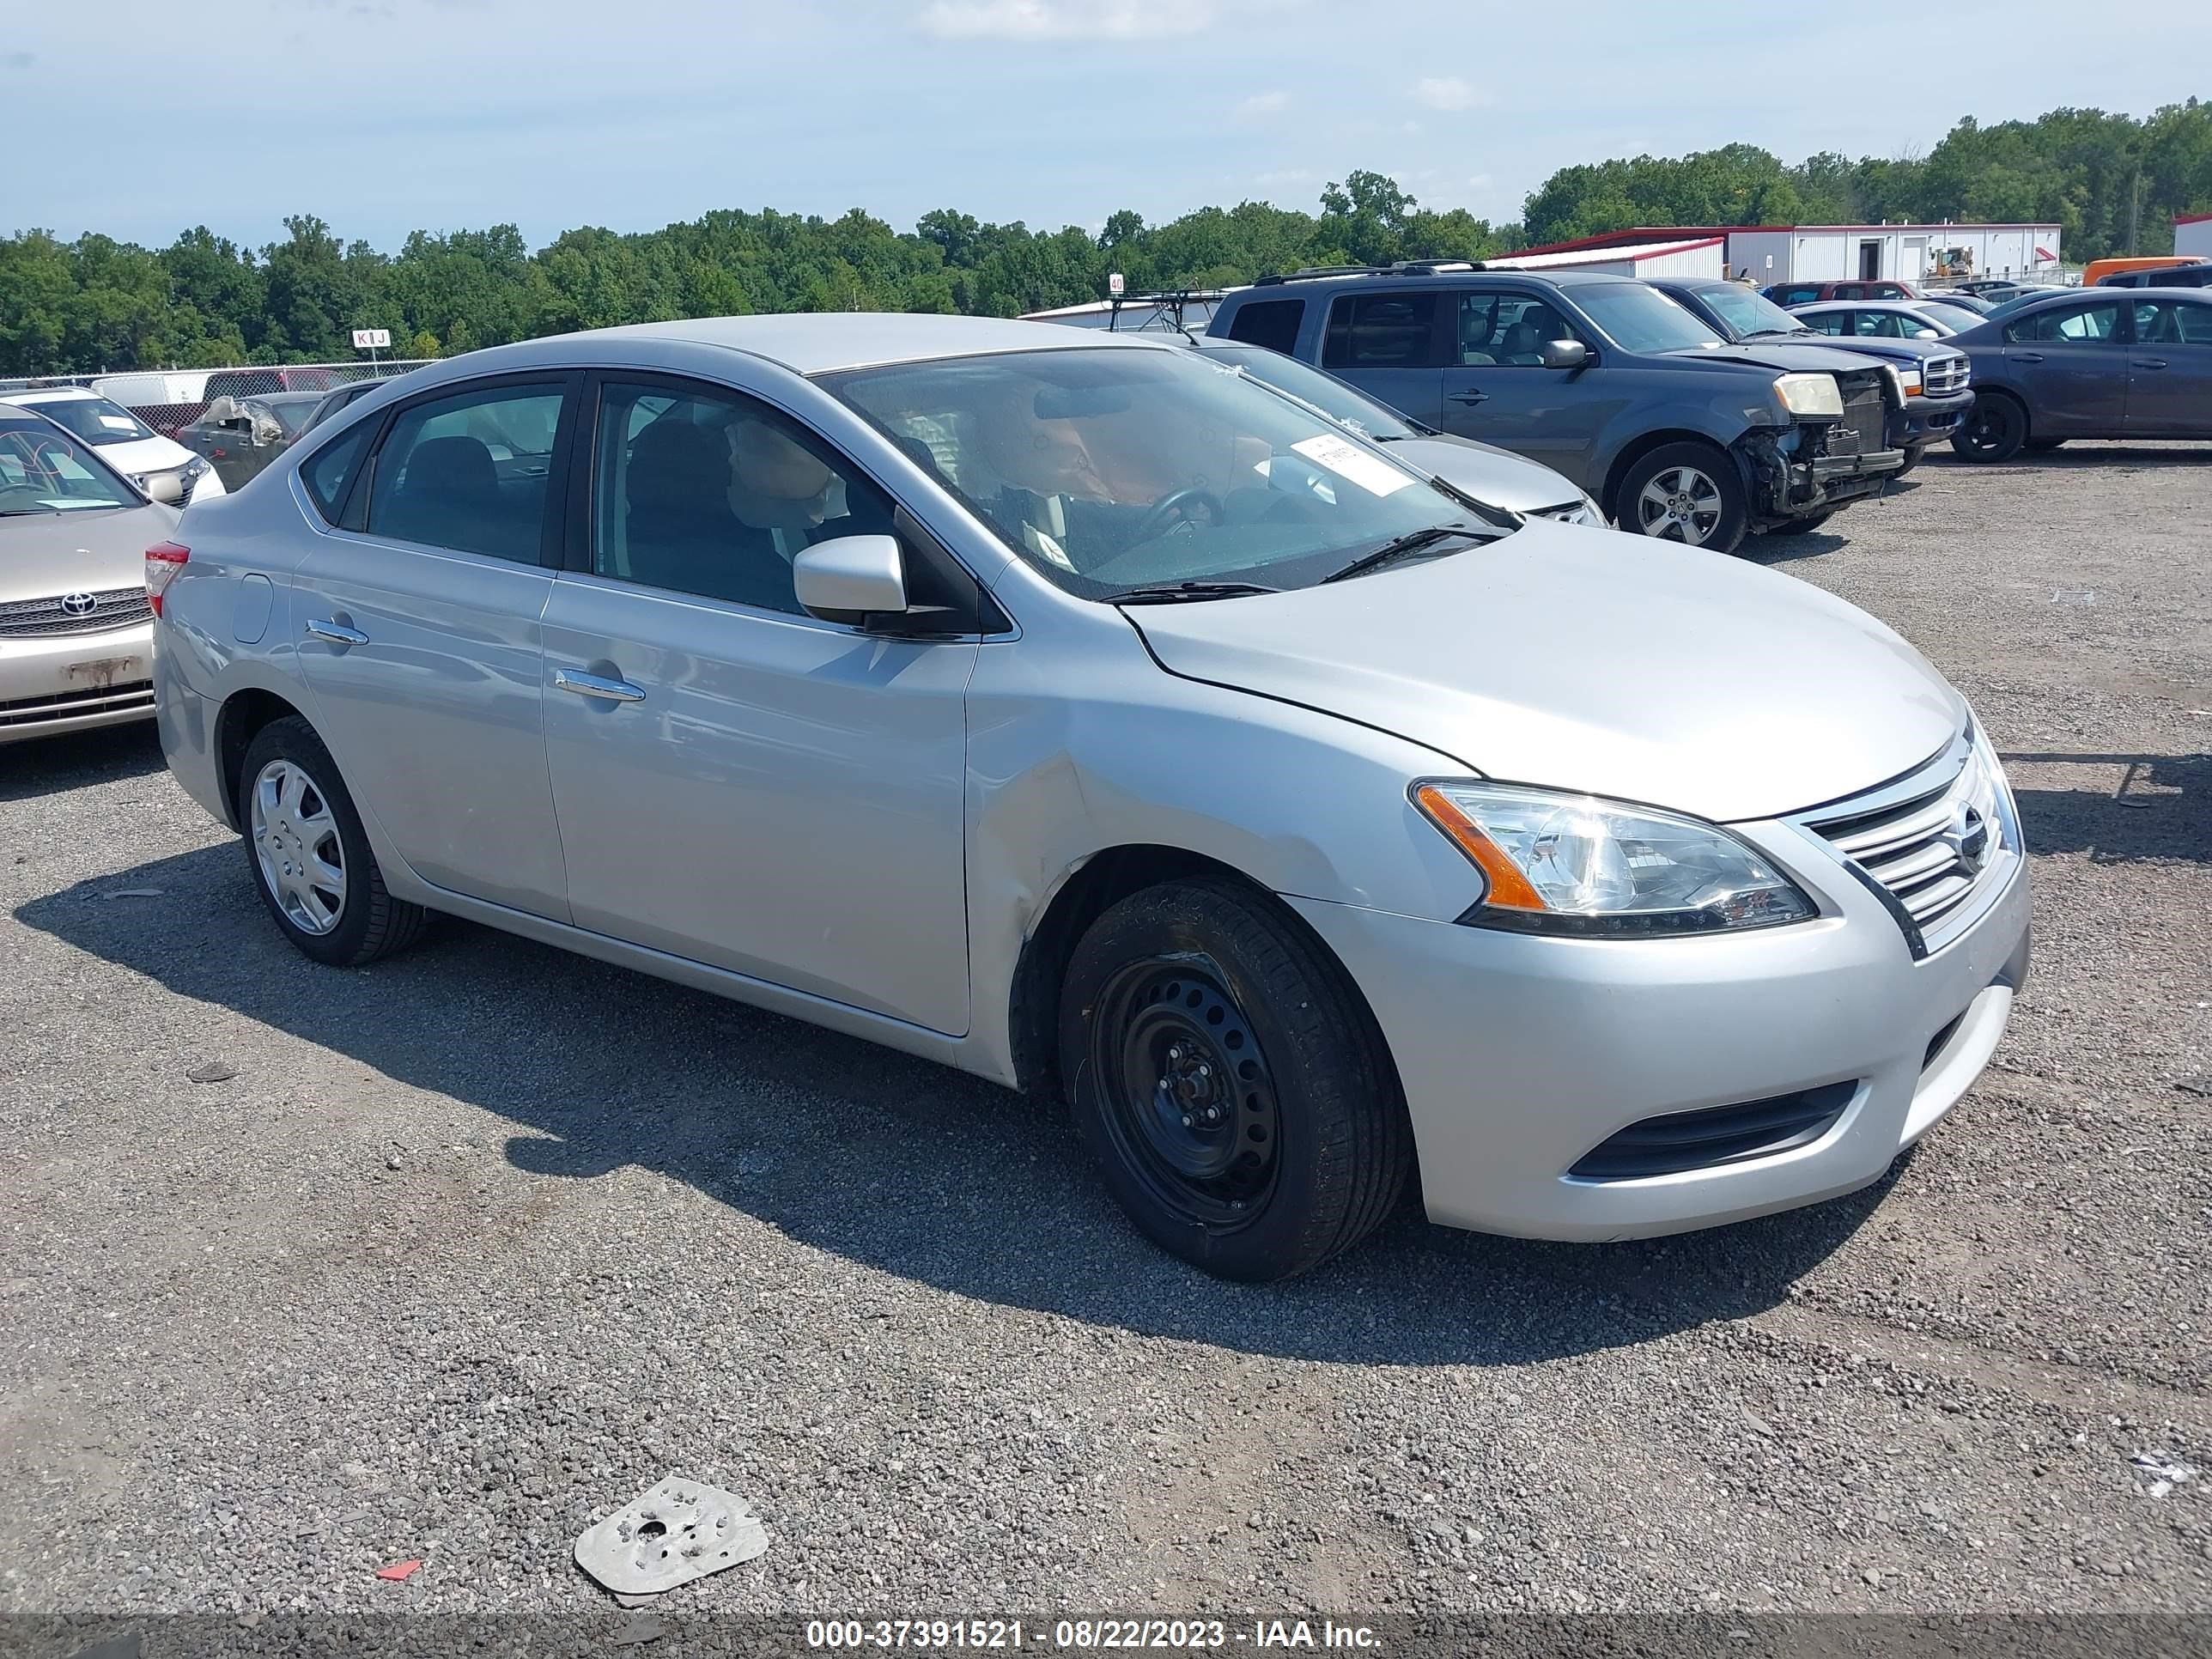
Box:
[1634,465,1724,544]
[250,758,348,936]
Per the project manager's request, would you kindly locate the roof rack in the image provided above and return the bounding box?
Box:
[1251,260,1486,286]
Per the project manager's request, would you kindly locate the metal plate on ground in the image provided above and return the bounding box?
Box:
[573,1475,768,1596]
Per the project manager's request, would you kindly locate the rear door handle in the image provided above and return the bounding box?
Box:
[2131,358,2168,370]
[553,667,646,703]
[2010,352,2045,364]
[305,618,368,647]
[1448,389,1490,406]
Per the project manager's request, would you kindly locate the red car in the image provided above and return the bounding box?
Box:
[1761,279,1922,305]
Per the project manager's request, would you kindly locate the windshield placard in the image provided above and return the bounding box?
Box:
[1291,434,1418,498]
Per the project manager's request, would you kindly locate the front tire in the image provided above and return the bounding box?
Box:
[238,716,428,967]
[1895,444,1924,477]
[1951,394,2028,463]
[1762,510,1834,538]
[1057,878,1410,1280]
[1616,442,1748,554]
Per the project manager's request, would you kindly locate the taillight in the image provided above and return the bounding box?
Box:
[145,542,190,617]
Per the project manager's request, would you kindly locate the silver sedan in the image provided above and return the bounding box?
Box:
[1,404,173,744]
[154,316,2028,1279]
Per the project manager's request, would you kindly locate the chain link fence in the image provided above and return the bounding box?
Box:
[0,359,434,436]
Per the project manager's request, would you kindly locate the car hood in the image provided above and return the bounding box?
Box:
[1122,518,1965,823]
[90,434,198,474]
[1381,435,1584,514]
[0,501,177,601]
[1663,340,1895,377]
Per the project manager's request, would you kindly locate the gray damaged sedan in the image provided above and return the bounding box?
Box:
[153,316,2029,1279]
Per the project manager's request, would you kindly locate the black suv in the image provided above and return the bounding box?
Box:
[1208,264,1904,551]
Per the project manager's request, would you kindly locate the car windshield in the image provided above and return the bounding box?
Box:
[21,396,158,447]
[1198,345,1421,441]
[1693,285,1810,339]
[825,345,1507,599]
[0,420,140,514]
[1571,283,1726,353]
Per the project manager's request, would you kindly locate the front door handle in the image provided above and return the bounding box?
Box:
[1448,389,1490,406]
[2010,352,2045,364]
[2132,357,2168,370]
[305,618,368,647]
[553,667,646,703]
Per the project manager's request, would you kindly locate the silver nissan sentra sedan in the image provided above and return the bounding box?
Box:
[152,314,2029,1280]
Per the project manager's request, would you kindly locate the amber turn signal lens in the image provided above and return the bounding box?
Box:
[1413,785,1549,912]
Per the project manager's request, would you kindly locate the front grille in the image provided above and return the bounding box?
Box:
[1569,1081,1857,1180]
[1803,730,2013,954]
[0,681,155,728]
[1922,354,1971,397]
[0,586,153,638]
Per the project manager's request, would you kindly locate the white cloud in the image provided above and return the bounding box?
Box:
[1236,90,1290,118]
[1414,76,1480,110]
[918,0,1212,39]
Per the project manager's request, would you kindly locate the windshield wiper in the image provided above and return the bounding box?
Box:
[1113,581,1280,605]
[1743,327,1811,339]
[1321,524,1483,585]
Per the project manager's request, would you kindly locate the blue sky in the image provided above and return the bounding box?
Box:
[9,0,2209,252]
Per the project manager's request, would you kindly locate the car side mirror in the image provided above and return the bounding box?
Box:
[793,533,908,627]
[1911,329,1940,340]
[1539,339,1589,370]
[142,471,185,504]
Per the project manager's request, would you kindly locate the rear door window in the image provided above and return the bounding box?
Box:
[1222,298,1306,355]
[300,421,375,524]
[2004,302,2122,345]
[364,381,568,562]
[1322,292,1443,369]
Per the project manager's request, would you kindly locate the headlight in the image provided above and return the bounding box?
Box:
[1413,781,1817,937]
[1572,492,1606,526]
[1969,722,2022,856]
[180,455,210,481]
[1773,373,1844,420]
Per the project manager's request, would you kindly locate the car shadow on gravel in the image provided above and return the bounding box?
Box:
[18,842,1895,1367]
[0,724,165,802]
[2004,751,2210,864]
[1745,530,1851,564]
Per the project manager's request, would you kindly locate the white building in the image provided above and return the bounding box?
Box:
[1726,223,2061,285]
[1483,234,1728,281]
[2176,211,2212,261]
[1497,223,2063,286]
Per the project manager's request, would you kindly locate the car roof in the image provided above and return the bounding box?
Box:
[1,386,98,403]
[575,313,1169,375]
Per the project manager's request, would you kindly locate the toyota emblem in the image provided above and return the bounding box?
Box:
[1944,802,1990,874]
[58,592,97,617]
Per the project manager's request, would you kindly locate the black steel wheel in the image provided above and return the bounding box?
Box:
[1087,957,1282,1230]
[1950,394,2027,464]
[1058,878,1411,1280]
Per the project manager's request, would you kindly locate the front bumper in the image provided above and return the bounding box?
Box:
[1894,390,1975,448]
[1744,424,1904,522]
[0,622,155,744]
[1286,831,2030,1241]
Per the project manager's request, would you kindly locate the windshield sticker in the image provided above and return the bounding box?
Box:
[1291,434,1417,497]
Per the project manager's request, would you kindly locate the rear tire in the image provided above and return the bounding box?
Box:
[1950,394,2028,464]
[1057,878,1410,1280]
[1615,442,1748,555]
[237,716,428,968]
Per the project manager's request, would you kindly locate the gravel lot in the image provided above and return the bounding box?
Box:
[3,446,2208,1627]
